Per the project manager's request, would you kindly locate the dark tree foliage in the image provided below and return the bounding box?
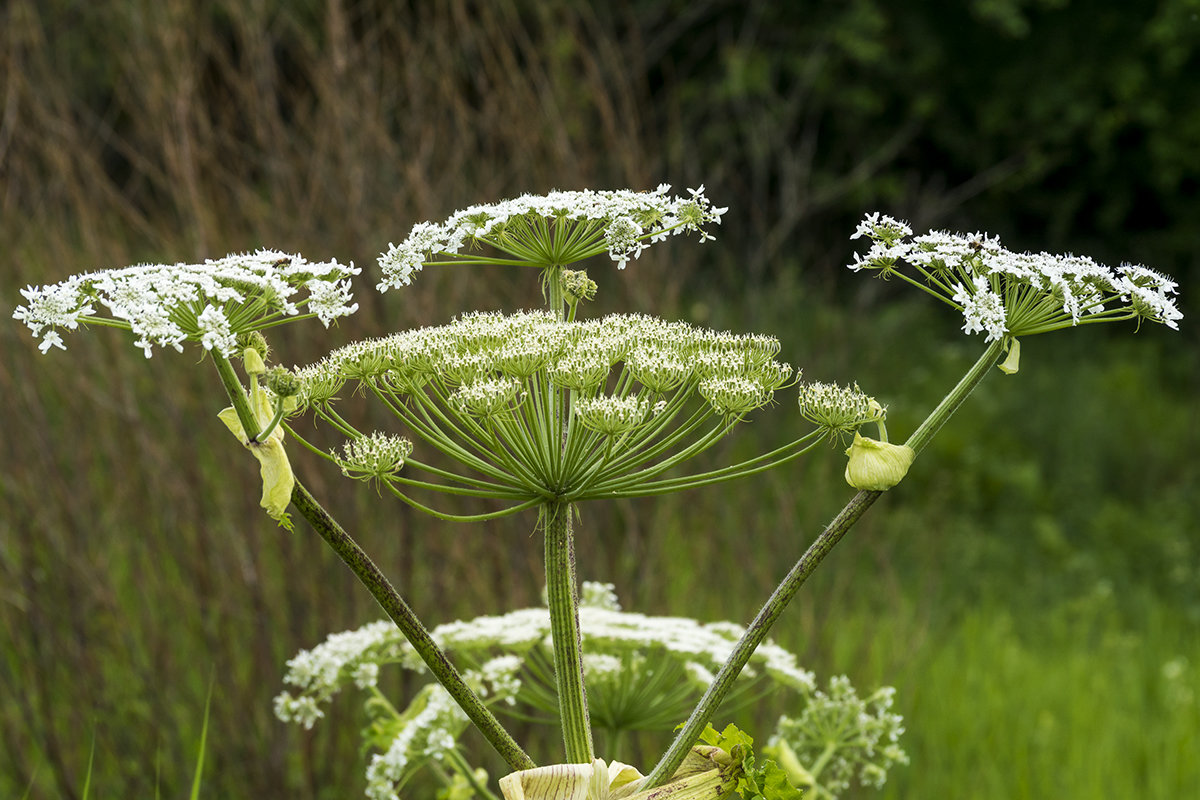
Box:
[3,0,1196,288]
[629,0,1200,284]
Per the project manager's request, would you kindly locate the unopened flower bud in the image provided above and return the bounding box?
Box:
[267,365,301,398]
[240,331,270,364]
[844,432,915,491]
[561,269,598,305]
[243,345,267,377]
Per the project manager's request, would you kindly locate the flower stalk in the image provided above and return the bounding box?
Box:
[643,339,1006,787]
[211,351,535,772]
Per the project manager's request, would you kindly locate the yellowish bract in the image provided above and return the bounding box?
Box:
[843,433,915,492]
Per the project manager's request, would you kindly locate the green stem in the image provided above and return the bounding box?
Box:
[210,353,535,772]
[807,740,839,786]
[445,748,503,800]
[546,265,565,319]
[256,399,286,441]
[906,337,1005,455]
[212,352,260,439]
[290,485,534,771]
[643,340,1006,787]
[543,501,594,762]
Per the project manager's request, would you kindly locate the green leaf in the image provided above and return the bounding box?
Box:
[696,723,804,800]
[189,677,214,800]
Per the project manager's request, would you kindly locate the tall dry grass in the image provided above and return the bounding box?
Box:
[1,2,735,796]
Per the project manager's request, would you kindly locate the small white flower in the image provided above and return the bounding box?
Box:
[37,330,67,353]
[952,275,1008,341]
[196,305,236,354]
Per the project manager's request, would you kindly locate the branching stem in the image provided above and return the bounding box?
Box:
[210,353,535,772]
[643,339,1006,786]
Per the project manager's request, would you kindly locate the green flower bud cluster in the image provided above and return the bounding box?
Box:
[574,395,652,435]
[333,432,413,485]
[449,377,526,419]
[561,269,598,306]
[796,382,878,442]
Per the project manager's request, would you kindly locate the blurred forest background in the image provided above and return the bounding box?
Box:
[2,0,1198,798]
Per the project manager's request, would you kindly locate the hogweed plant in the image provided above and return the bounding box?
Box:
[14,190,1181,800]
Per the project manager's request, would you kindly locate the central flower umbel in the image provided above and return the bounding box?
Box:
[292,310,795,519]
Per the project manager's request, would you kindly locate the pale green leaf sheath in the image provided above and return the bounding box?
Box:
[217,378,295,524]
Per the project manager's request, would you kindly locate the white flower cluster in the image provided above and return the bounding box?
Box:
[275,619,422,728]
[13,250,360,357]
[377,185,727,290]
[363,685,468,800]
[849,213,1181,341]
[277,583,894,798]
[290,310,793,503]
[449,376,525,418]
[770,676,908,798]
[573,394,651,435]
[275,582,815,734]
[278,637,523,800]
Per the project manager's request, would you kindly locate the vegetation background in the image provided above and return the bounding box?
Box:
[2,0,1197,797]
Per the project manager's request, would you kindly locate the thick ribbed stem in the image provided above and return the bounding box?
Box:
[543,501,594,762]
[905,338,1005,455]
